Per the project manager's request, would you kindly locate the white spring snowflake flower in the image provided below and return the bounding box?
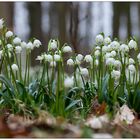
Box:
[26,42,34,50]
[11,64,19,72]
[110,41,120,51]
[104,53,112,59]
[76,54,83,62]
[110,50,116,57]
[7,44,13,51]
[128,64,136,74]
[128,40,137,50]
[67,58,74,66]
[94,50,100,57]
[106,44,112,52]
[111,70,121,80]
[13,37,21,45]
[75,59,81,65]
[64,77,74,88]
[106,57,115,66]
[5,31,13,38]
[95,34,104,45]
[81,68,89,77]
[54,54,61,62]
[95,46,101,50]
[84,55,93,63]
[15,46,22,54]
[114,60,122,69]
[36,55,43,62]
[44,54,53,62]
[50,40,57,50]
[104,37,111,45]
[129,58,135,65]
[102,46,108,53]
[21,41,27,48]
[62,45,72,53]
[0,19,4,29]
[50,61,56,67]
[33,39,42,48]
[120,44,129,53]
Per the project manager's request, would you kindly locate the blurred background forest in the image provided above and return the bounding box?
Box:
[0,2,139,65]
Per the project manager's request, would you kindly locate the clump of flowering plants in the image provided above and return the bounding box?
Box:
[0,18,140,121]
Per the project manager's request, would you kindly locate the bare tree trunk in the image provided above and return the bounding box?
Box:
[27,2,44,66]
[0,2,14,29]
[112,2,121,39]
[125,3,131,38]
[69,2,79,53]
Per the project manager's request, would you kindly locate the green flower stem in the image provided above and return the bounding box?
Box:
[46,62,51,94]
[27,52,30,85]
[24,51,29,85]
[74,64,78,87]
[0,57,4,74]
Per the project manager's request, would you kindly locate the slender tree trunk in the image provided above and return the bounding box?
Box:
[27,2,44,66]
[112,2,121,39]
[0,2,14,29]
[69,2,79,53]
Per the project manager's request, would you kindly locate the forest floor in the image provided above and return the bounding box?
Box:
[0,109,140,138]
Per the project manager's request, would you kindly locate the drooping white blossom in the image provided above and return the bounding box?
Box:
[129,58,135,65]
[95,34,104,45]
[5,31,13,38]
[15,46,22,54]
[11,64,19,72]
[104,37,111,45]
[62,45,72,53]
[81,68,89,77]
[106,58,115,66]
[7,44,13,51]
[13,37,21,45]
[128,64,136,74]
[94,50,100,57]
[111,70,121,80]
[33,39,42,48]
[76,54,84,62]
[110,41,120,51]
[84,55,93,63]
[128,40,137,50]
[54,54,61,62]
[26,42,34,50]
[67,58,74,66]
[50,40,57,50]
[120,44,129,53]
